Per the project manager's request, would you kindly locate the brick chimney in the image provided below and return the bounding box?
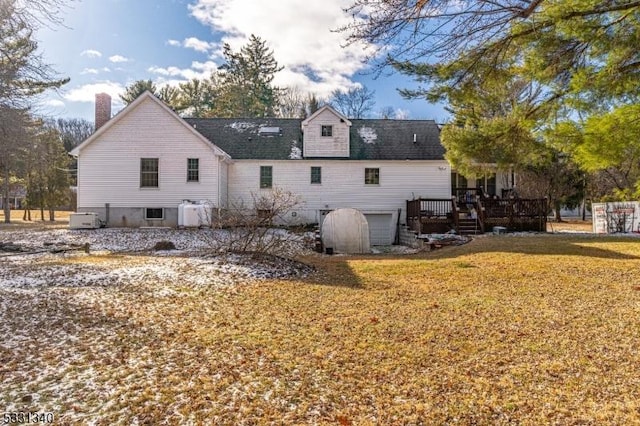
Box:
[95,93,112,130]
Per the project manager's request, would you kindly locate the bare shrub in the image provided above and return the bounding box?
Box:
[202,188,306,256]
[153,240,176,251]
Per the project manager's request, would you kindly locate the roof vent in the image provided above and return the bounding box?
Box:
[259,126,281,136]
[413,133,417,143]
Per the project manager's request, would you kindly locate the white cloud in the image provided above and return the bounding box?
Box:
[80,68,99,75]
[63,81,125,105]
[44,99,65,108]
[80,49,102,58]
[148,60,219,81]
[165,37,215,53]
[108,55,130,63]
[183,37,215,53]
[187,0,374,98]
[395,108,410,120]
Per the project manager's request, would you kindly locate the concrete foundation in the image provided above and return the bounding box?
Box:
[77,207,179,227]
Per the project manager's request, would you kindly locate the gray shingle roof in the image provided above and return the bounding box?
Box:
[184,117,444,160]
[349,119,444,160]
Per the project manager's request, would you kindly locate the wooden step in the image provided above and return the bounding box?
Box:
[457,219,482,235]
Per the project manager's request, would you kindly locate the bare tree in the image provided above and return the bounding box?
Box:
[377,106,410,120]
[275,86,306,118]
[46,117,93,152]
[329,86,376,119]
[0,0,69,222]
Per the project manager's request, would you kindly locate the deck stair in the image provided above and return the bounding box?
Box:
[457,217,481,235]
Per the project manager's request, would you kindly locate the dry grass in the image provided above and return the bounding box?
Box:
[547,219,593,233]
[0,209,71,229]
[2,235,640,424]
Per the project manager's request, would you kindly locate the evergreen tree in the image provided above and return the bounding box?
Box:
[120,80,158,105]
[178,77,218,118]
[342,1,640,198]
[216,35,283,117]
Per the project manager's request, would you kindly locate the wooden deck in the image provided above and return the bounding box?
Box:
[407,195,547,235]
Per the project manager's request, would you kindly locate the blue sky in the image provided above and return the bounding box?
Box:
[36,0,448,122]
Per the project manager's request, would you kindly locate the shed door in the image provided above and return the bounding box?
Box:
[365,214,393,245]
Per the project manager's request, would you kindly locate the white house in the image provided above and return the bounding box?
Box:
[71,91,512,244]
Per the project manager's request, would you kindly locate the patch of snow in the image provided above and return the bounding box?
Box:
[227,122,257,133]
[0,227,315,292]
[289,140,302,160]
[0,252,313,290]
[0,227,311,254]
[370,245,420,255]
[357,126,377,144]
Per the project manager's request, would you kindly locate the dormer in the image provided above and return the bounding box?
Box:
[301,106,352,158]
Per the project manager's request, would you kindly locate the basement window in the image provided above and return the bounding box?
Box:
[145,208,164,220]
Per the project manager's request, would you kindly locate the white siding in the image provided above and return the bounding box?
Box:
[228,160,451,224]
[302,109,350,158]
[77,97,219,208]
[218,159,229,208]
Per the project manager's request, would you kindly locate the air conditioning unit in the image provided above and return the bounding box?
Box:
[69,212,101,229]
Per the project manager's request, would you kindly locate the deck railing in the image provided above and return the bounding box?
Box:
[406,198,455,233]
[481,198,548,218]
[407,196,548,234]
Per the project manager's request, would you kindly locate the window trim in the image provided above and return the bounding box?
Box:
[144,208,164,220]
[321,125,333,137]
[140,158,159,188]
[310,166,322,184]
[260,165,273,188]
[364,167,380,185]
[187,158,199,182]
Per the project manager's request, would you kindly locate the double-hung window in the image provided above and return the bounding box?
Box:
[364,168,379,185]
[140,158,159,188]
[260,166,273,188]
[187,158,199,182]
[310,166,321,184]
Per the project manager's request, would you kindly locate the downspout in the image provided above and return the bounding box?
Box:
[217,156,221,221]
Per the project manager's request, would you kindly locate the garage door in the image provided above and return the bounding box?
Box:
[365,214,393,245]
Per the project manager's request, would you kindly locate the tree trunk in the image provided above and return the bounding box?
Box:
[49,208,55,221]
[40,205,45,221]
[2,167,10,223]
[23,203,31,221]
[554,200,563,222]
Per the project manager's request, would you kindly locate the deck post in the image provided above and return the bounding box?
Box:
[452,196,459,234]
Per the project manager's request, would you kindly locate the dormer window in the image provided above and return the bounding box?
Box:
[301,105,351,157]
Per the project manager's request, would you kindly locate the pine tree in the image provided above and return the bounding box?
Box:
[120,80,158,105]
[216,35,283,117]
[342,0,640,198]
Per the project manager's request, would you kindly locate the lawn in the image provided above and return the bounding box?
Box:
[0,209,71,229]
[1,233,640,424]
